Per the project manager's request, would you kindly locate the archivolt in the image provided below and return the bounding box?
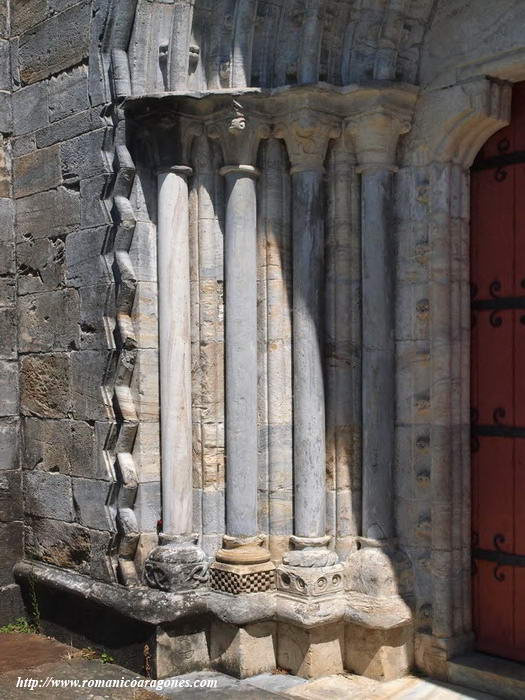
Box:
[106,0,437,97]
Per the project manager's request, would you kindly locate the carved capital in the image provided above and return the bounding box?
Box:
[207,100,270,168]
[345,108,412,174]
[402,77,511,169]
[274,110,340,173]
[134,111,202,170]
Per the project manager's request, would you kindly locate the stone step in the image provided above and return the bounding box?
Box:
[449,652,525,700]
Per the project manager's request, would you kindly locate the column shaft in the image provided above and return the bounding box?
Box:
[157,169,193,536]
[292,170,326,539]
[361,169,395,541]
[223,169,259,538]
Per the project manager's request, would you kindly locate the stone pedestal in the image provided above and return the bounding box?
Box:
[344,542,414,680]
[153,621,209,679]
[210,621,277,678]
[278,622,344,678]
[345,622,413,681]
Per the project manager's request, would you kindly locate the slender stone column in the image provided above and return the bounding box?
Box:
[158,166,194,537]
[207,102,275,593]
[345,108,412,544]
[274,110,340,570]
[144,116,208,592]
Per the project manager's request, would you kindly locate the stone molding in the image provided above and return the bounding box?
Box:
[402,77,511,169]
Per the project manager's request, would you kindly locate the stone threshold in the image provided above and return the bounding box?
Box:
[448,652,525,700]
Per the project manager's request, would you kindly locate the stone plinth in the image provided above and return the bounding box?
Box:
[210,562,275,595]
[210,621,277,678]
[277,622,344,678]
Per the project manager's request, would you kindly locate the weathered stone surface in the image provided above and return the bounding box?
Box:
[12,82,48,136]
[18,289,80,352]
[155,624,210,678]
[0,198,14,242]
[277,622,344,679]
[18,2,91,85]
[72,478,114,531]
[25,518,90,572]
[20,354,70,418]
[0,307,16,358]
[78,283,113,350]
[210,621,277,679]
[13,146,61,198]
[16,187,79,241]
[12,134,36,158]
[0,279,15,308]
[345,622,414,681]
[0,585,25,627]
[0,522,23,586]
[0,92,12,133]
[24,470,74,521]
[23,418,96,477]
[0,361,18,417]
[0,420,18,470]
[80,174,111,228]
[133,481,161,532]
[65,227,109,287]
[36,108,106,149]
[0,471,22,523]
[0,40,10,92]
[17,237,66,294]
[11,0,48,36]
[70,351,108,421]
[49,64,89,122]
[0,241,14,277]
[60,128,110,182]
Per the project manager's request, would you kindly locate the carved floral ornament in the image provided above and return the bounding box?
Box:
[206,101,271,168]
[273,111,341,173]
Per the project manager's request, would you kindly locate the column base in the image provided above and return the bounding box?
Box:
[210,621,277,678]
[210,562,275,594]
[343,540,414,681]
[345,622,413,681]
[143,534,209,592]
[210,535,275,594]
[278,622,344,678]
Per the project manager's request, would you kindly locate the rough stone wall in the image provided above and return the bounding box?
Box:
[0,0,162,590]
[0,0,25,626]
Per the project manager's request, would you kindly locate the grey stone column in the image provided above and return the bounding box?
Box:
[345,108,412,545]
[221,164,259,538]
[274,110,341,572]
[208,103,275,592]
[144,119,208,592]
[360,167,395,541]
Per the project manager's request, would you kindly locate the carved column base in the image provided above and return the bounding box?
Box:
[210,535,275,594]
[144,534,209,592]
[282,535,339,568]
[343,539,414,681]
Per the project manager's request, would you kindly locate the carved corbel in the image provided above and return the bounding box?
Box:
[207,100,271,168]
[402,77,511,169]
[273,109,341,173]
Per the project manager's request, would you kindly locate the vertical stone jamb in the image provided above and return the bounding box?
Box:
[144,116,208,592]
[343,94,416,681]
[207,101,275,592]
[298,0,323,84]
[345,104,412,545]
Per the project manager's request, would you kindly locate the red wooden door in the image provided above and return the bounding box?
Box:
[471,82,525,663]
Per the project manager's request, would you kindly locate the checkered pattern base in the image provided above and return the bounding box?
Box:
[209,562,275,594]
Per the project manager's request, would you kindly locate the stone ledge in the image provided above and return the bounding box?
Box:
[14,560,414,632]
[13,560,206,626]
